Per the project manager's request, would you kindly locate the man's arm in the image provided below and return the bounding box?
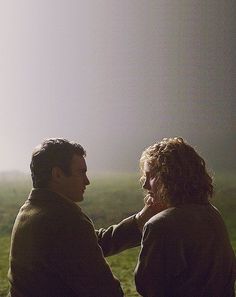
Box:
[96,214,142,257]
[54,213,124,297]
[97,197,166,257]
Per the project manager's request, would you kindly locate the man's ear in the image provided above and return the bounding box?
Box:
[51,167,64,182]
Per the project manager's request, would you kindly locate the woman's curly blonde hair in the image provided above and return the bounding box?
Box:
[140,137,213,206]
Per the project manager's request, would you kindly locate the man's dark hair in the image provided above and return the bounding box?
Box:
[30,138,86,188]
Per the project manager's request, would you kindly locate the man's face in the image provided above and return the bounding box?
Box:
[55,154,90,202]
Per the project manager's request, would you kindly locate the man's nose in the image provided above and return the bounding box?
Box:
[85,175,90,186]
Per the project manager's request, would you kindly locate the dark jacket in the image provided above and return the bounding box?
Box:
[8,188,141,297]
[135,203,236,297]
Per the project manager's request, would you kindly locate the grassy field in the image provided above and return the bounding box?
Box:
[0,172,235,297]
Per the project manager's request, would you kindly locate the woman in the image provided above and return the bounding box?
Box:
[135,137,235,297]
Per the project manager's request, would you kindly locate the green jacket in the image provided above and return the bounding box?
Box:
[8,188,141,297]
[135,203,236,297]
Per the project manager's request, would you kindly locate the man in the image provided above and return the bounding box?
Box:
[8,138,155,297]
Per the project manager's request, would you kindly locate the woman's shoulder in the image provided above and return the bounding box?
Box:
[146,203,217,229]
[146,207,178,228]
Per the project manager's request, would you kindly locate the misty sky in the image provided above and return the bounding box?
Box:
[0,1,235,173]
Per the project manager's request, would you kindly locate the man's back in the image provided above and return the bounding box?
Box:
[8,188,124,297]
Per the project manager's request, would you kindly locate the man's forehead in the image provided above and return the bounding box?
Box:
[72,154,87,169]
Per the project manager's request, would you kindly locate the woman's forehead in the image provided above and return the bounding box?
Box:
[143,161,157,173]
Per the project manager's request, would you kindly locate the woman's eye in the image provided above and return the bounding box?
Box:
[141,177,146,184]
[149,173,155,179]
[150,175,158,183]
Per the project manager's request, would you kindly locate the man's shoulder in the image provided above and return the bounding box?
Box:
[24,188,91,224]
[16,189,95,239]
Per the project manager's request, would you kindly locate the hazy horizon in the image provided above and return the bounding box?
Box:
[1,1,235,174]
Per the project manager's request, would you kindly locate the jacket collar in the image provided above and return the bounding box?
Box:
[28,188,81,209]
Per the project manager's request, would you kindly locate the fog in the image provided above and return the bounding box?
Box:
[0,1,235,174]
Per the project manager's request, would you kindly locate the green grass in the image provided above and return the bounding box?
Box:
[0,172,235,297]
[213,172,236,242]
[0,236,10,297]
[107,248,140,297]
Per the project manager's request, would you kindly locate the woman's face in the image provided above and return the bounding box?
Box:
[142,161,159,201]
[142,161,169,210]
